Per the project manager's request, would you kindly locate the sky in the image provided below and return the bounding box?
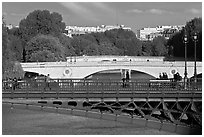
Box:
[2,1,202,32]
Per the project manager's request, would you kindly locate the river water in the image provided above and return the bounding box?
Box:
[86,70,155,80]
[2,104,176,135]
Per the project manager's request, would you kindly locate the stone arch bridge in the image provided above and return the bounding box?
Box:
[21,56,202,79]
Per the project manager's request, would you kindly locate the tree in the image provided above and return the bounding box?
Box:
[104,29,142,56]
[167,17,202,60]
[98,43,121,55]
[3,61,25,79]
[81,33,98,44]
[185,17,202,60]
[28,50,57,62]
[2,16,9,76]
[8,27,21,37]
[83,43,100,56]
[104,29,118,44]
[2,17,25,79]
[71,36,95,56]
[117,28,136,39]
[58,34,75,56]
[167,31,184,58]
[26,34,66,62]
[141,41,153,56]
[7,35,23,61]
[115,39,128,55]
[152,36,168,56]
[104,29,136,45]
[92,32,111,45]
[185,17,202,36]
[128,38,142,56]
[115,38,142,56]
[18,10,66,61]
[19,10,66,42]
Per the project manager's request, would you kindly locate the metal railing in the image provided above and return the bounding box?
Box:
[2,78,202,92]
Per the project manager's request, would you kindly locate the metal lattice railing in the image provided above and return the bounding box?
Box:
[2,78,202,92]
[2,78,202,99]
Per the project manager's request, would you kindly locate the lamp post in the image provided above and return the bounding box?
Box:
[183,32,188,89]
[193,32,198,83]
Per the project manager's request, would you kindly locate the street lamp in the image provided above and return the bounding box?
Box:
[183,32,188,89]
[193,32,198,83]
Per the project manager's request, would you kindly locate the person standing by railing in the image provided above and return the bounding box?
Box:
[12,77,18,90]
[159,73,162,79]
[126,71,130,87]
[44,74,51,90]
[121,70,126,88]
[173,72,182,89]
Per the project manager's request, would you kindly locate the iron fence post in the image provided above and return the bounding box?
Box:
[116,82,119,98]
[71,80,74,99]
[11,81,14,99]
[102,82,104,99]
[131,82,134,98]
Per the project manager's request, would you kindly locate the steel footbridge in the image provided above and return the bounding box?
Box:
[2,79,202,134]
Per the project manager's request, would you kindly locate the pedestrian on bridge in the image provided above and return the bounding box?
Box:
[125,71,130,87]
[44,74,51,91]
[12,77,18,90]
[121,70,126,88]
[122,77,126,88]
[159,73,162,79]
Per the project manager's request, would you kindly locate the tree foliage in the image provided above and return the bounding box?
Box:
[141,41,152,56]
[2,18,24,79]
[19,10,66,42]
[58,34,75,56]
[7,35,23,61]
[26,34,66,62]
[2,17,9,75]
[185,17,202,60]
[18,10,66,62]
[3,61,25,79]
[69,29,142,56]
[167,31,184,57]
[98,43,121,55]
[167,17,202,60]
[83,43,100,56]
[152,36,168,56]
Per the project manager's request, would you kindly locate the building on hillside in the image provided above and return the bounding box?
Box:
[137,27,160,41]
[64,25,132,37]
[137,25,184,41]
[5,24,19,29]
[146,32,163,41]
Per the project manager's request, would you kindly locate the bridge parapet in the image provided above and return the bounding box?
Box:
[66,56,165,62]
[20,56,202,79]
[21,60,202,68]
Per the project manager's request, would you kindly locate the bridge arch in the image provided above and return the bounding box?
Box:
[24,71,39,79]
[189,73,202,80]
[83,68,156,80]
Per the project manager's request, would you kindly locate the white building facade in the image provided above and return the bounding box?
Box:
[64,25,132,37]
[137,25,184,41]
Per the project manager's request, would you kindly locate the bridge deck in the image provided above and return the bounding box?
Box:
[2,79,202,99]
